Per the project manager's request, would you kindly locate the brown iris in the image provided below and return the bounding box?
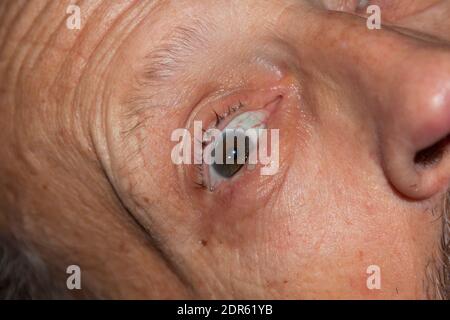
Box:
[211,130,250,178]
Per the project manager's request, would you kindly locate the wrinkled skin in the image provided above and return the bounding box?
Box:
[0,0,449,299]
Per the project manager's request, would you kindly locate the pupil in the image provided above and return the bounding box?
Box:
[212,131,250,178]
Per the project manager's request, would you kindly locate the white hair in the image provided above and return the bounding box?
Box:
[0,234,69,299]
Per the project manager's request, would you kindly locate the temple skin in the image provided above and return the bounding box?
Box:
[0,0,449,299]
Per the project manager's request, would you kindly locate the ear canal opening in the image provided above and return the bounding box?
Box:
[414,134,450,167]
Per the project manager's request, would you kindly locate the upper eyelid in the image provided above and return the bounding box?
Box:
[212,102,245,128]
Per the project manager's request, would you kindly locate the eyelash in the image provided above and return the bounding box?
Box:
[212,101,245,128]
[194,101,246,189]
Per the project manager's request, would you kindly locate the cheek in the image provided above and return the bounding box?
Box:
[264,171,401,297]
[278,140,442,298]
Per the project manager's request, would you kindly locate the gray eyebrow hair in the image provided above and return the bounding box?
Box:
[138,19,215,90]
[122,19,216,136]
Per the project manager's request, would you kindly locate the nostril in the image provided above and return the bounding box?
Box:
[414,134,450,167]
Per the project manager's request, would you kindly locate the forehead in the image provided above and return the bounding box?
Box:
[126,0,291,51]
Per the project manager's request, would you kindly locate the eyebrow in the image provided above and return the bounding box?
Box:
[122,18,216,135]
[138,19,214,90]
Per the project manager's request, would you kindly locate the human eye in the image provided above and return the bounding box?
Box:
[201,108,269,191]
[184,90,283,193]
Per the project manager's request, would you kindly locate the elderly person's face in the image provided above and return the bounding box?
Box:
[0,0,449,299]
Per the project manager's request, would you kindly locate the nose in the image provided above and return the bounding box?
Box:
[279,5,450,199]
[378,52,450,200]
